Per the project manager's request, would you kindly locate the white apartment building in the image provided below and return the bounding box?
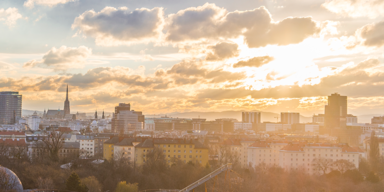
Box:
[113,138,142,162]
[234,122,253,131]
[248,141,363,175]
[247,141,288,167]
[77,135,95,157]
[144,119,155,131]
[27,112,41,131]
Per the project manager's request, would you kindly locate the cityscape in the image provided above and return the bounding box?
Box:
[1,0,384,192]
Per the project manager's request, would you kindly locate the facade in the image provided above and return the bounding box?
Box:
[27,111,41,130]
[256,123,291,132]
[234,122,253,131]
[242,112,261,124]
[111,103,144,133]
[312,114,324,126]
[113,138,143,162]
[144,119,155,131]
[281,112,300,124]
[347,114,358,124]
[135,138,209,166]
[0,92,22,125]
[372,116,384,124]
[292,124,320,133]
[77,135,95,157]
[247,141,363,175]
[324,93,347,133]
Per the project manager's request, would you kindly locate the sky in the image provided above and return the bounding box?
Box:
[0,0,384,117]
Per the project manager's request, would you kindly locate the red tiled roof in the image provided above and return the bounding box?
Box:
[0,139,26,146]
[280,143,306,152]
[0,131,25,136]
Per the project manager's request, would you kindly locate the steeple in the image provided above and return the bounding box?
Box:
[102,110,105,119]
[95,110,98,119]
[64,84,70,116]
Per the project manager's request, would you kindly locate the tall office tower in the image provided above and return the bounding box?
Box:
[64,84,70,115]
[324,93,347,132]
[111,103,144,133]
[281,112,300,124]
[242,112,261,124]
[0,92,22,124]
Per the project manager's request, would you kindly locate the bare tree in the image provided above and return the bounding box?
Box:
[36,177,55,191]
[333,159,355,174]
[218,145,240,168]
[42,131,65,162]
[313,158,333,175]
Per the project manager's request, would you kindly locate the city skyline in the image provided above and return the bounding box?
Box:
[1,0,384,116]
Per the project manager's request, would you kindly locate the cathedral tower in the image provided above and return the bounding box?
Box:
[64,84,70,116]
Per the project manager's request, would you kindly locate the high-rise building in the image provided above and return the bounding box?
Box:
[242,112,261,124]
[372,116,384,124]
[0,92,22,124]
[64,84,70,116]
[324,93,347,132]
[281,112,300,124]
[111,103,144,133]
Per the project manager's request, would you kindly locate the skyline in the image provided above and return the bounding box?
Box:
[1,0,384,116]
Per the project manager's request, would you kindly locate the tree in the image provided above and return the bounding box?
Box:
[142,147,167,174]
[66,172,88,192]
[36,177,55,190]
[343,169,364,183]
[366,172,380,183]
[369,131,380,172]
[42,131,65,162]
[333,159,355,174]
[218,145,240,168]
[81,176,102,192]
[313,158,333,175]
[115,181,138,192]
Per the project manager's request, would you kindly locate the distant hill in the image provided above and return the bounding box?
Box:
[166,111,313,123]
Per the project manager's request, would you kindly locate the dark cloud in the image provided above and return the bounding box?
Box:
[206,42,239,61]
[72,7,164,45]
[359,21,384,47]
[23,46,91,71]
[233,56,274,68]
[166,3,320,47]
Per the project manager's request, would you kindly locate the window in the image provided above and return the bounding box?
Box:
[184,155,186,158]
[164,145,166,148]
[190,150,192,153]
[178,150,181,153]
[178,145,181,148]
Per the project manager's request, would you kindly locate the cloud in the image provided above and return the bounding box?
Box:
[24,0,76,8]
[206,42,239,61]
[323,0,384,18]
[72,7,164,46]
[166,60,246,84]
[0,8,23,27]
[23,46,92,71]
[166,3,321,47]
[358,21,384,47]
[233,56,274,68]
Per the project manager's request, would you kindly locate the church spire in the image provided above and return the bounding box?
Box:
[102,110,105,119]
[64,84,70,116]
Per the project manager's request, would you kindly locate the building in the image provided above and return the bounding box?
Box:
[324,93,347,133]
[0,92,22,125]
[281,112,300,124]
[135,138,209,166]
[144,119,155,131]
[242,112,261,124]
[312,114,324,126]
[113,137,144,162]
[347,114,358,124]
[234,122,253,131]
[247,141,363,175]
[111,103,144,133]
[292,124,320,133]
[27,111,41,130]
[77,135,95,157]
[372,116,384,124]
[256,123,291,132]
[94,133,115,157]
[64,84,70,116]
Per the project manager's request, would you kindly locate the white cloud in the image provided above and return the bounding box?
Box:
[24,0,76,8]
[0,8,23,27]
[23,46,92,71]
[323,0,384,18]
[72,7,164,46]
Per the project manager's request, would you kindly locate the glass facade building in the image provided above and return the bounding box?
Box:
[0,92,22,124]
